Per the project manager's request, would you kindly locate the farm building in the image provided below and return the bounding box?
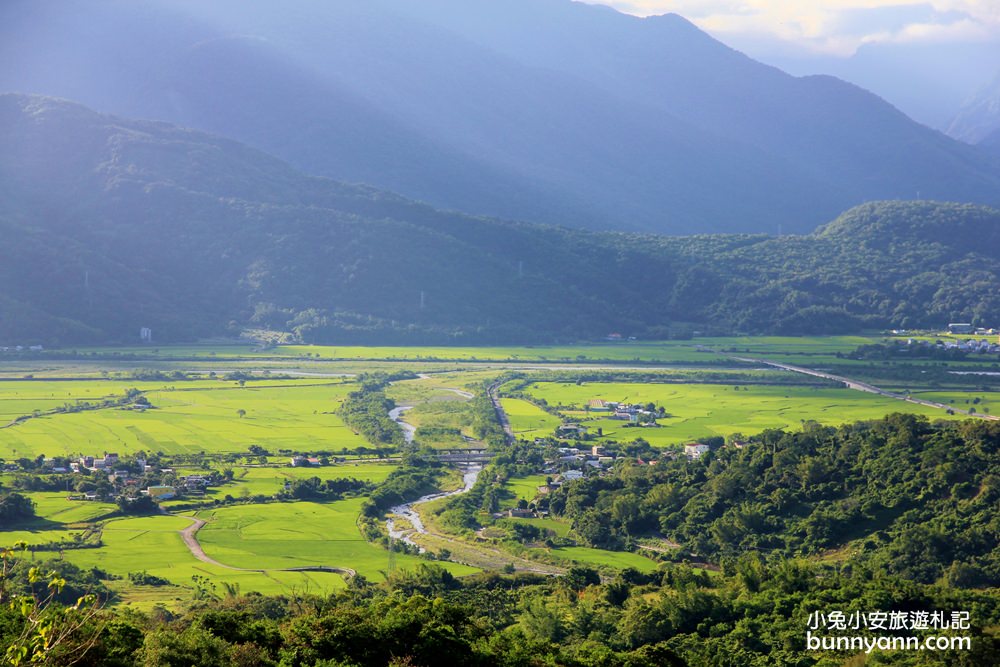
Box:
[684,443,710,460]
[144,485,176,500]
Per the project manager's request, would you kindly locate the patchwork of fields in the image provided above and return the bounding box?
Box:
[2,337,997,607]
[0,380,365,458]
[505,381,967,446]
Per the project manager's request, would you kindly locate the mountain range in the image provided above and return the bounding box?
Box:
[2,94,999,346]
[3,0,1000,235]
[949,70,1000,146]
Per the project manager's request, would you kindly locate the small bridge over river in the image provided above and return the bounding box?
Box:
[434,448,492,464]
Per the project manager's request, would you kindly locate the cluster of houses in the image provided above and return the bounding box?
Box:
[904,337,1000,355]
[70,452,133,473]
[500,440,722,520]
[0,345,44,353]
[142,475,210,501]
[586,399,659,423]
[946,324,997,335]
[41,452,214,503]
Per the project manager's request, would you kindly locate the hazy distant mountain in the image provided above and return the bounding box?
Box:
[3,0,1000,235]
[747,39,1000,134]
[949,71,1000,145]
[2,95,999,345]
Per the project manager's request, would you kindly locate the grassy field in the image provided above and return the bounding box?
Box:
[62,337,878,364]
[502,474,550,507]
[0,490,118,548]
[23,491,118,524]
[507,516,572,538]
[547,546,660,573]
[512,381,963,446]
[53,515,348,599]
[906,390,998,415]
[500,399,562,438]
[0,380,366,458]
[195,499,478,579]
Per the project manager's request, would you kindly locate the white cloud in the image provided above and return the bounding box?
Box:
[584,0,1000,55]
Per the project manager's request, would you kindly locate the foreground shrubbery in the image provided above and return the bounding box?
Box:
[1,559,998,666]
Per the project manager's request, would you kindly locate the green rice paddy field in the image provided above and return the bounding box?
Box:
[194,499,477,579]
[14,499,477,602]
[58,515,349,598]
[550,546,660,573]
[507,381,964,446]
[64,336,875,364]
[0,380,366,458]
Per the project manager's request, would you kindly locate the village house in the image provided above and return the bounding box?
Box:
[143,485,176,501]
[555,423,587,437]
[684,443,711,460]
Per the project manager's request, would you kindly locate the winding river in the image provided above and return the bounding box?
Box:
[386,466,482,551]
[385,386,484,550]
[388,405,417,443]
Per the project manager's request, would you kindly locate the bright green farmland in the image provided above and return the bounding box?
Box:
[68,337,879,365]
[195,500,478,579]
[699,336,873,357]
[0,381,366,458]
[0,492,117,547]
[907,390,999,415]
[25,491,117,524]
[549,546,660,573]
[507,516,571,538]
[0,379,328,421]
[515,382,960,447]
[1,526,82,548]
[500,399,562,438]
[54,515,346,598]
[276,337,877,364]
[502,474,550,507]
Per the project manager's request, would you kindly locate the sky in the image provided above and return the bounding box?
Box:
[587,1,1000,57]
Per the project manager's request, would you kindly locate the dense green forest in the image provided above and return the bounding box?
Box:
[546,415,1000,587]
[3,549,998,665]
[2,95,999,345]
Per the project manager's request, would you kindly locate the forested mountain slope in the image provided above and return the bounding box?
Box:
[1,95,999,345]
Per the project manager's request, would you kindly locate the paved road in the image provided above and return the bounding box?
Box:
[487,380,515,443]
[733,356,998,420]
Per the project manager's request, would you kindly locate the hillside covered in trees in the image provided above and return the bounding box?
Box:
[2,95,999,346]
[547,415,1000,588]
